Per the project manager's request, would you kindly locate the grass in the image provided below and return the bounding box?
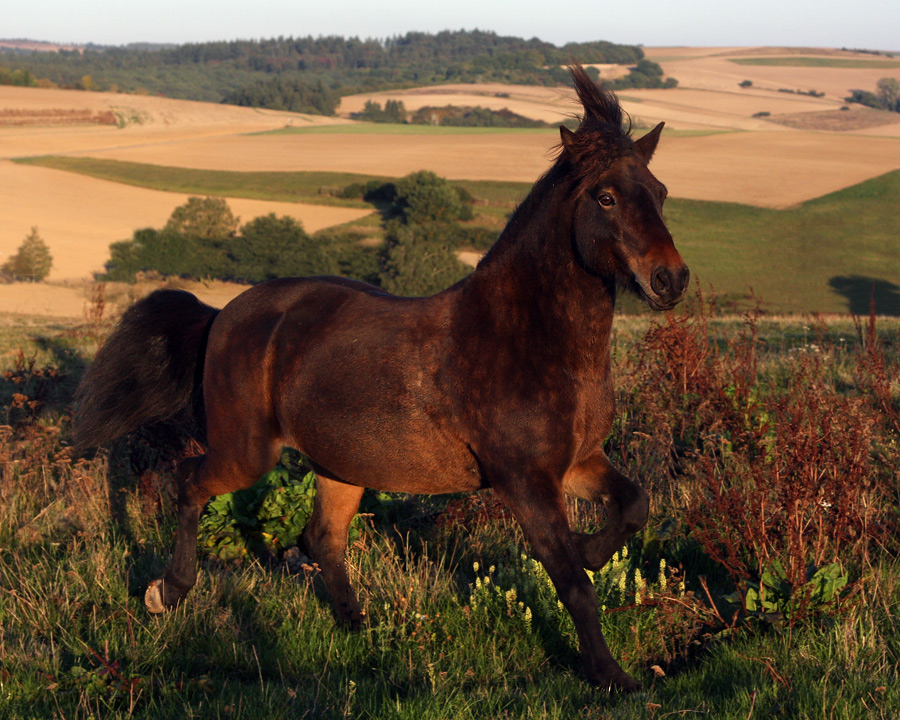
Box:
[255,124,724,139]
[254,124,558,137]
[666,170,900,314]
[11,159,900,315]
[1,309,898,718]
[12,157,381,209]
[728,57,900,68]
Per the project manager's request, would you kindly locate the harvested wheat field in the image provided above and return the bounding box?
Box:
[1,46,898,316]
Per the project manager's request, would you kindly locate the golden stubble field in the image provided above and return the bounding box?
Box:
[1,46,898,316]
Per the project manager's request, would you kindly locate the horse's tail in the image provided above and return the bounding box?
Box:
[73,289,220,452]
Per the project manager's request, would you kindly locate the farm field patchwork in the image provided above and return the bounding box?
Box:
[0,45,898,316]
[10,156,900,315]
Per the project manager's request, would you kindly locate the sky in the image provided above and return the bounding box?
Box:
[4,0,899,52]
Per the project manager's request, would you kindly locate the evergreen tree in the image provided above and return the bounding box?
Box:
[2,227,52,281]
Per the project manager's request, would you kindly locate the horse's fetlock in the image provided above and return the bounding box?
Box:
[623,486,649,533]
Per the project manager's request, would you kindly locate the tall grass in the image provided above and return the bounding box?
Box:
[1,300,898,718]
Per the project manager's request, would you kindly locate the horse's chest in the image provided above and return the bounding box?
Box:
[572,370,616,454]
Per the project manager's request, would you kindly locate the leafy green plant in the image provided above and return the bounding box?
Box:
[391,170,474,224]
[197,451,400,561]
[198,459,318,560]
[727,560,848,620]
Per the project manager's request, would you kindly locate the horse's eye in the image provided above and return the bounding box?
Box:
[598,193,616,208]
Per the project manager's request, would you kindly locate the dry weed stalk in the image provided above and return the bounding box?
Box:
[616,290,891,620]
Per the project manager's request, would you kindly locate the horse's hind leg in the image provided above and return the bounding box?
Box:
[563,453,649,571]
[301,474,365,629]
[144,455,206,612]
[145,441,281,613]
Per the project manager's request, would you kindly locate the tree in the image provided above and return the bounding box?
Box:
[2,227,52,281]
[378,221,471,296]
[877,77,900,112]
[229,214,318,282]
[391,171,474,224]
[164,197,239,240]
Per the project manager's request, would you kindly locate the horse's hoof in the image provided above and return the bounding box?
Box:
[144,579,168,614]
[610,671,642,693]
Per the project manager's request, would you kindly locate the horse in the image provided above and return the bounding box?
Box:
[74,64,689,692]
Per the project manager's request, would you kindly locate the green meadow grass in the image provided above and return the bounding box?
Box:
[255,123,557,136]
[667,170,900,314]
[1,317,898,719]
[13,157,380,209]
[13,157,900,314]
[728,57,900,69]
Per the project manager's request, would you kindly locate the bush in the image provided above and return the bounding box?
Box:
[228,214,313,283]
[104,227,229,281]
[612,296,893,624]
[2,227,53,281]
[409,105,550,128]
[378,221,471,296]
[164,196,239,240]
[351,99,407,123]
[338,179,397,203]
[391,170,474,224]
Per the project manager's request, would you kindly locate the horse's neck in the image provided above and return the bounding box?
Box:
[456,173,616,359]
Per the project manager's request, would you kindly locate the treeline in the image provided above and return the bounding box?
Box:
[0,30,667,110]
[105,171,496,296]
[352,100,554,128]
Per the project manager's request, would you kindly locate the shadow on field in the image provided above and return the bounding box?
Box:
[829,275,900,315]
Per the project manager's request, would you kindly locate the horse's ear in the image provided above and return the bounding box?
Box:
[634,122,665,163]
[559,125,577,154]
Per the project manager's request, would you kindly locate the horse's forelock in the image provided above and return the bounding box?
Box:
[558,64,635,191]
[569,63,627,133]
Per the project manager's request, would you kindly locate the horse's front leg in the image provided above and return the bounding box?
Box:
[492,473,641,691]
[563,454,649,571]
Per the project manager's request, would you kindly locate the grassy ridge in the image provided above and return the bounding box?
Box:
[668,171,900,314]
[14,156,900,314]
[729,57,900,68]
[13,156,381,209]
[255,124,558,136]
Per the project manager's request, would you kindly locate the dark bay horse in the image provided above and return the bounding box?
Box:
[75,65,689,691]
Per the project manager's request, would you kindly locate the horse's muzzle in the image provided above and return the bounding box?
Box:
[647,264,690,310]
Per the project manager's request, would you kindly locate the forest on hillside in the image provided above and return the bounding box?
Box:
[0,30,675,114]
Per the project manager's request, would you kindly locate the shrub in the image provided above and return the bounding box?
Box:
[378,220,471,296]
[2,227,53,282]
[351,99,407,123]
[164,196,239,240]
[391,170,474,224]
[228,214,312,283]
[104,227,228,280]
[613,294,892,624]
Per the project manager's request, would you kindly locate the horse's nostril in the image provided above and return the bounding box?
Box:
[677,265,690,294]
[650,267,671,296]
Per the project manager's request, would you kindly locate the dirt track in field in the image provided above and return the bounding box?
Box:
[0,45,898,315]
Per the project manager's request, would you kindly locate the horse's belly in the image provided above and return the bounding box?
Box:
[285,409,484,495]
